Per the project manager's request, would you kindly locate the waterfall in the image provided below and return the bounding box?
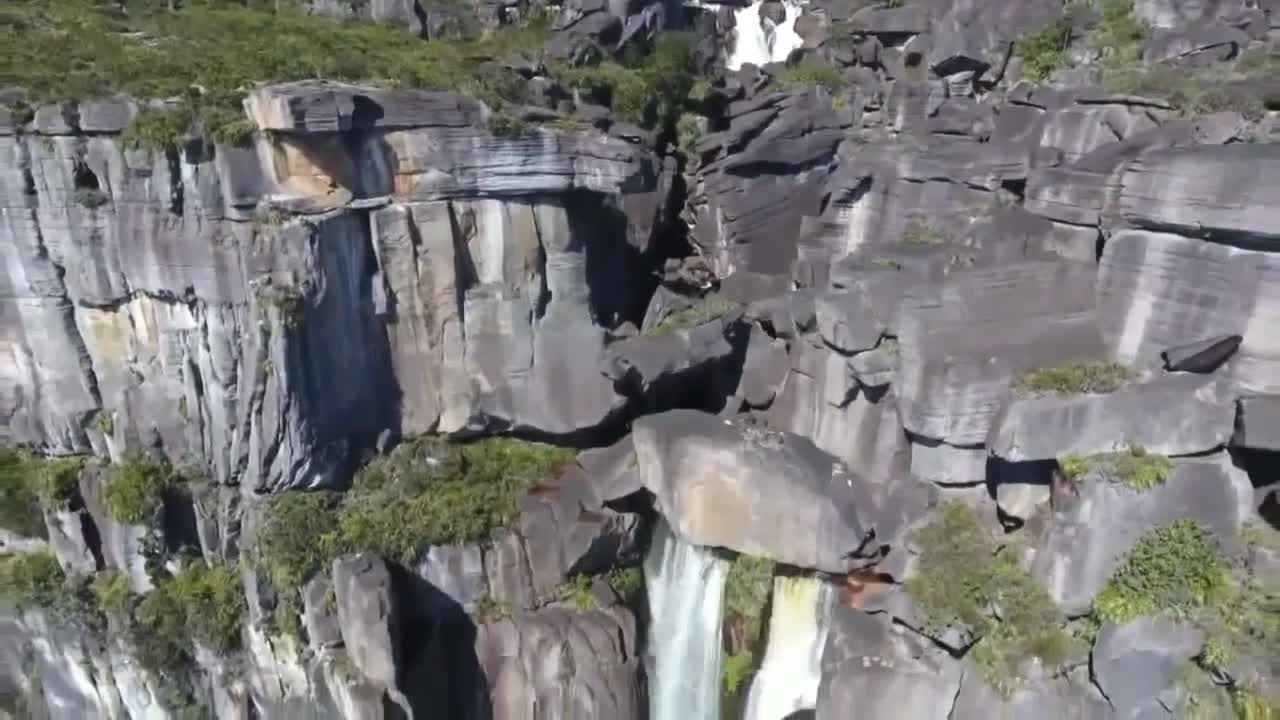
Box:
[645,518,731,720]
[726,0,805,70]
[742,575,836,720]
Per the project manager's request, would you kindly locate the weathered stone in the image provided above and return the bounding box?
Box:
[633,410,872,573]
[332,554,411,715]
[1092,616,1206,719]
[303,575,343,649]
[1235,395,1280,452]
[1161,334,1241,374]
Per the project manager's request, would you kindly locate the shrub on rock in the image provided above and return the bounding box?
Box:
[1058,446,1174,491]
[1014,359,1132,397]
[1092,519,1228,624]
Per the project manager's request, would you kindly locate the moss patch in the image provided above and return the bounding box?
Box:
[1058,446,1174,491]
[648,293,740,334]
[1014,359,1132,397]
[905,502,1070,696]
[254,436,575,636]
[0,450,86,537]
[900,220,949,245]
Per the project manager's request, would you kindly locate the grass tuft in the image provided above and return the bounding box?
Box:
[647,293,740,334]
[1093,519,1229,624]
[905,502,1070,696]
[1014,359,1131,397]
[1058,446,1174,491]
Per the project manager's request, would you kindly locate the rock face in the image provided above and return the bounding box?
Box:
[4,1,1280,718]
[632,410,873,573]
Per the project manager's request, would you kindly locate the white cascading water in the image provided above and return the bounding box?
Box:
[742,575,836,720]
[726,0,804,70]
[645,518,731,720]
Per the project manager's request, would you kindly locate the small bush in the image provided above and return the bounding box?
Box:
[0,451,85,536]
[0,551,103,630]
[905,502,1070,695]
[1058,446,1174,490]
[1014,359,1131,397]
[559,573,597,611]
[1017,14,1074,81]
[121,107,192,151]
[900,220,948,245]
[554,32,698,129]
[488,112,535,137]
[1089,0,1150,69]
[164,562,245,655]
[92,410,114,437]
[104,453,172,524]
[721,650,755,695]
[676,112,703,155]
[725,554,774,647]
[777,62,846,106]
[1093,519,1229,624]
[90,570,132,617]
[607,566,644,599]
[473,595,511,624]
[647,293,740,334]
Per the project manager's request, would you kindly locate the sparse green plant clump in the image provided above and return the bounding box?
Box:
[1089,0,1150,69]
[104,453,173,524]
[607,566,644,600]
[554,32,699,129]
[905,502,1071,696]
[0,450,86,537]
[560,573,598,611]
[676,112,704,155]
[163,562,246,655]
[648,293,741,334]
[1014,359,1132,397]
[254,437,575,635]
[92,410,114,437]
[89,570,132,617]
[0,0,553,147]
[1103,64,1278,120]
[258,284,307,328]
[721,650,755,696]
[1017,14,1075,81]
[777,62,846,103]
[472,595,511,624]
[724,554,775,649]
[1093,519,1229,624]
[1236,46,1280,79]
[0,551,103,631]
[1058,446,1174,490]
[900,220,949,245]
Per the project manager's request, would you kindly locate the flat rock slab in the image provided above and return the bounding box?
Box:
[1093,616,1205,720]
[1031,455,1253,615]
[632,409,872,573]
[988,372,1236,462]
[897,258,1105,444]
[1097,229,1280,394]
[1116,144,1280,245]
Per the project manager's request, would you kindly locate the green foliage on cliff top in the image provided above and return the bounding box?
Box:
[104,453,173,524]
[905,502,1070,696]
[554,32,700,129]
[1058,445,1174,491]
[0,450,86,538]
[1017,14,1075,81]
[0,0,551,145]
[1014,359,1132,397]
[255,437,575,634]
[1089,0,1150,69]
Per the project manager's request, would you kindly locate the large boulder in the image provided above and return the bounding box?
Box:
[632,410,874,573]
[332,554,412,716]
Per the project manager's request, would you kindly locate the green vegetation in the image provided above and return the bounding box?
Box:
[1093,519,1228,623]
[905,502,1071,696]
[560,573,598,611]
[163,562,246,655]
[254,436,575,635]
[120,106,192,151]
[1089,0,1150,69]
[721,650,755,695]
[0,0,553,147]
[1236,46,1280,79]
[647,293,741,334]
[1014,359,1132,397]
[1017,14,1074,81]
[0,450,86,537]
[0,551,103,631]
[900,220,948,245]
[92,410,114,437]
[1103,63,1278,119]
[555,32,699,129]
[1058,446,1174,491]
[89,570,132,617]
[104,453,173,524]
[676,112,704,155]
[777,61,846,106]
[724,554,774,650]
[607,566,644,600]
[473,595,511,624]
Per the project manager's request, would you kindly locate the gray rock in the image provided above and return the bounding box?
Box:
[988,372,1236,462]
[1093,616,1206,719]
[633,410,873,573]
[303,575,343,649]
[1096,229,1280,394]
[1032,455,1254,615]
[77,95,137,134]
[1235,395,1280,451]
[1115,145,1280,245]
[475,606,641,719]
[577,437,643,502]
[484,529,537,611]
[602,316,739,397]
[950,673,1112,719]
[332,553,411,716]
[1160,334,1241,374]
[417,544,488,611]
